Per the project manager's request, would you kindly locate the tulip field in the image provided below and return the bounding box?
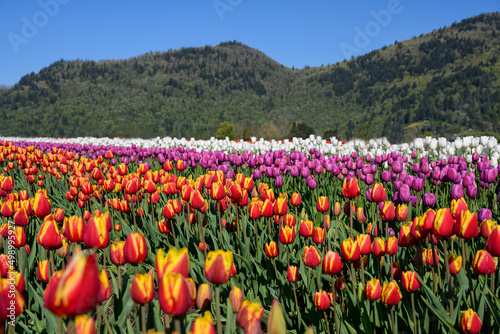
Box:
[0,135,500,334]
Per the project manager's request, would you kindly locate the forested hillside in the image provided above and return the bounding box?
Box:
[0,13,499,142]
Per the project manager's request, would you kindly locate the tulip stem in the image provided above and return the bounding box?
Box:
[335,215,338,248]
[390,308,396,334]
[254,220,260,260]
[131,200,137,233]
[323,311,331,334]
[117,266,122,294]
[69,317,76,334]
[173,216,179,249]
[411,293,417,334]
[350,262,357,298]
[57,317,62,334]
[141,304,146,334]
[442,240,453,320]
[49,249,55,277]
[174,316,185,334]
[349,200,354,240]
[197,211,206,258]
[217,207,223,249]
[215,285,222,334]
[360,255,365,287]
[332,276,339,334]
[465,242,476,310]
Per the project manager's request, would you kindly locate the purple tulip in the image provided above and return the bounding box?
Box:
[253,169,261,180]
[381,170,391,183]
[365,174,374,185]
[307,178,317,189]
[478,208,492,223]
[365,188,373,202]
[412,178,424,192]
[466,185,478,198]
[275,175,283,188]
[450,184,464,200]
[399,184,411,203]
[423,193,436,207]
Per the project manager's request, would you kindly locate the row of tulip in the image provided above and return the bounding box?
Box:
[0,137,499,334]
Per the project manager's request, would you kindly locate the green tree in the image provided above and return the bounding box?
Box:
[216,121,236,140]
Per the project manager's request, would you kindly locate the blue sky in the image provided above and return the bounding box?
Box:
[0,0,498,86]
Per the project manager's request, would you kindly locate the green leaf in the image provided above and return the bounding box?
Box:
[31,283,58,334]
[225,299,234,334]
[117,283,135,328]
[420,296,459,334]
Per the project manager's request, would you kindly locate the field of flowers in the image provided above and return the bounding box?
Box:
[0,135,499,334]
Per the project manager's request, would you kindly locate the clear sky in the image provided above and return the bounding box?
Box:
[0,0,498,86]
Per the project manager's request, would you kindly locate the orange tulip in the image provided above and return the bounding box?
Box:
[131,269,155,304]
[448,254,462,274]
[110,241,126,266]
[204,250,233,285]
[342,177,360,199]
[188,311,216,334]
[229,286,244,313]
[123,232,148,264]
[381,281,402,306]
[265,241,279,258]
[37,217,62,250]
[158,272,192,316]
[460,309,482,334]
[44,252,100,316]
[365,278,382,300]
[195,283,212,310]
[156,247,190,279]
[302,246,322,268]
[83,215,109,249]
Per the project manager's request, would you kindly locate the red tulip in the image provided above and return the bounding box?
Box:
[204,250,233,285]
[265,241,279,258]
[158,272,192,316]
[322,251,343,275]
[313,290,331,310]
[131,269,155,304]
[472,250,496,275]
[342,178,360,199]
[381,281,402,306]
[365,278,382,301]
[124,232,148,264]
[401,271,420,292]
[316,196,330,213]
[341,238,360,261]
[302,246,322,268]
[460,309,482,334]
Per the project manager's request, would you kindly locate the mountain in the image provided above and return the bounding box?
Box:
[0,13,499,143]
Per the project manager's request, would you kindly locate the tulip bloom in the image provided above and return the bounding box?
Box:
[312,227,325,244]
[279,226,296,245]
[273,196,288,216]
[455,210,479,239]
[131,269,154,304]
[341,238,361,261]
[190,190,204,210]
[356,207,367,224]
[229,286,244,313]
[64,216,86,243]
[313,290,331,310]
[37,260,50,282]
[322,251,343,275]
[290,193,302,206]
[302,246,322,268]
[401,271,420,292]
[204,250,233,285]
[433,208,454,237]
[371,183,386,202]
[248,200,261,220]
[33,190,51,217]
[158,272,192,316]
[316,196,330,213]
[97,269,111,303]
[365,278,382,300]
[448,254,462,274]
[37,218,62,250]
[299,220,314,238]
[381,201,395,221]
[342,178,360,199]
[287,266,301,282]
[472,250,497,275]
[396,204,408,222]
[267,299,287,334]
[44,252,100,316]
[460,309,482,334]
[189,311,216,334]
[450,197,468,220]
[195,283,212,310]
[265,241,279,258]
[110,241,126,266]
[124,232,148,264]
[480,219,497,239]
[372,237,386,257]
[485,226,500,257]
[381,281,402,306]
[83,215,110,249]
[156,248,190,279]
[356,234,372,255]
[260,199,274,217]
[386,236,398,256]
[238,300,264,329]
